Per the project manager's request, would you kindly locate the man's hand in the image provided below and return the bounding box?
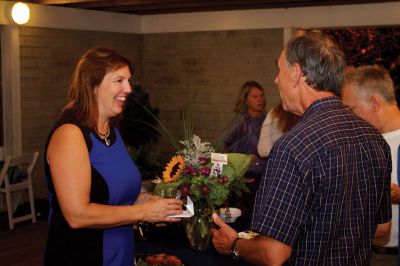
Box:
[390,183,400,204]
[211,213,239,255]
[373,221,391,246]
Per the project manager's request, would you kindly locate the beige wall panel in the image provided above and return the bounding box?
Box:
[141,28,283,161]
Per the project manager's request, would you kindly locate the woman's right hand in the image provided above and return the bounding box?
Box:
[140,198,183,223]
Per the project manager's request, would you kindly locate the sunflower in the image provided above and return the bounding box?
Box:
[163,155,185,183]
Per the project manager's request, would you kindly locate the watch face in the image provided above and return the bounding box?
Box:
[238,230,259,239]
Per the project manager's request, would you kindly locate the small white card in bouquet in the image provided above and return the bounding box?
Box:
[210,153,228,176]
[168,196,194,218]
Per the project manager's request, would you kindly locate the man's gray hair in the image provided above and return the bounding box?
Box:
[344,65,395,103]
[286,34,346,95]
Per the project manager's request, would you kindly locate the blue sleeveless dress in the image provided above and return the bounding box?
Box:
[44,111,142,266]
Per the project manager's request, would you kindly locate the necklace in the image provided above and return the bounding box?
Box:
[95,125,111,146]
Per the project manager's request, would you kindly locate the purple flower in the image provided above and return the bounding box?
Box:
[212,167,221,176]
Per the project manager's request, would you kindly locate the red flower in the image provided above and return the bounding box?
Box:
[183,164,192,175]
[144,253,183,266]
[218,175,229,184]
[179,183,191,197]
[200,167,211,176]
[198,156,208,165]
[200,184,211,195]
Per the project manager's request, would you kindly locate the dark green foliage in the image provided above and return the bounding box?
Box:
[120,83,162,179]
[323,27,400,103]
[120,83,160,148]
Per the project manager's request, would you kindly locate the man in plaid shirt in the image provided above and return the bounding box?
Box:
[212,34,392,265]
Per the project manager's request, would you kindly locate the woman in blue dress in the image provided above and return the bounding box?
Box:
[44,46,183,266]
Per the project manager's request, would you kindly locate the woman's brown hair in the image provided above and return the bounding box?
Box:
[270,104,299,133]
[63,46,133,129]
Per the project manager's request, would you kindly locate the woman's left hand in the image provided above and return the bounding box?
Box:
[135,192,160,204]
[139,198,183,223]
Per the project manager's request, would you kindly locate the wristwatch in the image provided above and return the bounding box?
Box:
[230,237,241,260]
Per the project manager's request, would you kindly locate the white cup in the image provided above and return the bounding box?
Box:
[219,207,241,223]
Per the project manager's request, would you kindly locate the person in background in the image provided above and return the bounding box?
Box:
[44,46,182,266]
[223,80,266,177]
[212,34,392,265]
[341,65,400,266]
[257,103,299,158]
[222,81,266,217]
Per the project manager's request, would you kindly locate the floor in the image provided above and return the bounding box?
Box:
[0,213,48,266]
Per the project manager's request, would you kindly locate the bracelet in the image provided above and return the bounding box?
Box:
[230,237,241,260]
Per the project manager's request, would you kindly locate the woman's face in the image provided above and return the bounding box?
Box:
[246,87,265,113]
[95,65,132,119]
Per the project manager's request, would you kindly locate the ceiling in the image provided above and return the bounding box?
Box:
[25,0,400,15]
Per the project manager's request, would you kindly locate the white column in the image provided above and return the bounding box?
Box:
[1,25,22,157]
[283,27,296,45]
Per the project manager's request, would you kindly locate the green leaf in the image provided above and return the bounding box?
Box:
[220,164,235,179]
[227,153,252,178]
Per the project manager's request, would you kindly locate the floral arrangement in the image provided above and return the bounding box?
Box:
[133,100,252,250]
[155,135,251,211]
[136,253,184,266]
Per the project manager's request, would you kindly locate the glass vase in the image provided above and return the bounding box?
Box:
[183,205,214,251]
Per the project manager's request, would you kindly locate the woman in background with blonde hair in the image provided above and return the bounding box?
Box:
[223,80,266,172]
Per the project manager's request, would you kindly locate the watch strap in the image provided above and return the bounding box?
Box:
[230,237,241,260]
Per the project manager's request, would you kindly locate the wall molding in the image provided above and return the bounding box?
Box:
[1,1,399,34]
[140,2,400,33]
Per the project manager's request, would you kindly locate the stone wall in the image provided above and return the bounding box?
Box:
[141,29,283,161]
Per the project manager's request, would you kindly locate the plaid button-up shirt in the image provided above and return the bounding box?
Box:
[252,96,392,265]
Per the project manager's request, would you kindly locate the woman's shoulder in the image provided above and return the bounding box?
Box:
[48,109,93,150]
[54,109,90,134]
[50,123,85,146]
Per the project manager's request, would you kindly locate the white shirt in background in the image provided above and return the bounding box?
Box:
[257,108,284,158]
[382,128,400,248]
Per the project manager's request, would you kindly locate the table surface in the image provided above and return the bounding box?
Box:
[135,217,253,266]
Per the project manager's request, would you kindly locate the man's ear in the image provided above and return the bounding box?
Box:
[291,63,303,82]
[369,94,381,112]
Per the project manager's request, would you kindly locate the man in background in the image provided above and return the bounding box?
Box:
[211,34,392,265]
[342,65,400,266]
